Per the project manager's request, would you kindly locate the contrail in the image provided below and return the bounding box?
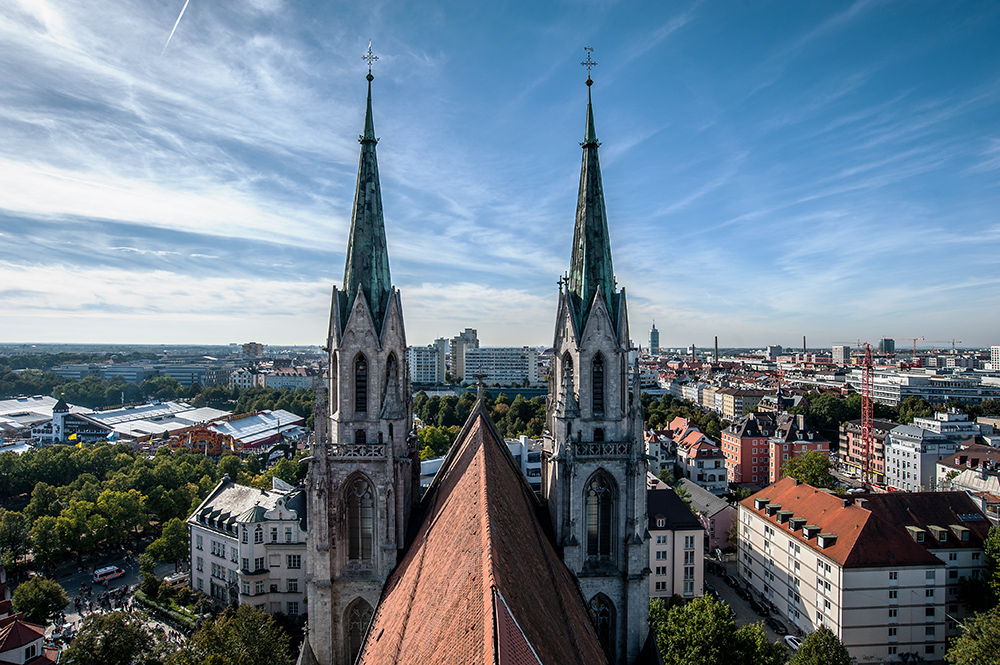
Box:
[161,0,192,55]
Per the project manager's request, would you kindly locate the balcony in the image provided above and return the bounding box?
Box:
[576,441,630,457]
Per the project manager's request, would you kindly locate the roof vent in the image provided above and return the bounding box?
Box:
[754,498,770,511]
[841,498,852,508]
[817,533,838,548]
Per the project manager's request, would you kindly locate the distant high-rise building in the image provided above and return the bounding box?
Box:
[433,337,448,384]
[649,321,660,356]
[449,328,479,380]
[879,338,895,354]
[765,345,782,360]
[991,346,1000,371]
[832,345,850,365]
[242,341,264,357]
[407,344,442,384]
[463,346,539,385]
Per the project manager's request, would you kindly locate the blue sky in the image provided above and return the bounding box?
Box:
[1,0,999,349]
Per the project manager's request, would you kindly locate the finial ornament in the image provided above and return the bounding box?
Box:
[581,46,597,86]
[363,40,378,81]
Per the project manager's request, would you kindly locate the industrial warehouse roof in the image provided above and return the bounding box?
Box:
[208,409,304,448]
[357,402,607,665]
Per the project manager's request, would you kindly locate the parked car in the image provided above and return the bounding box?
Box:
[723,573,739,588]
[784,635,803,651]
[765,617,788,635]
[735,586,751,601]
[704,583,719,600]
[749,598,770,616]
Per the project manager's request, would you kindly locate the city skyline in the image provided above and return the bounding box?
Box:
[2,1,999,348]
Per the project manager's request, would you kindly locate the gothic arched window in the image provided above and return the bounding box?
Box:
[346,598,374,663]
[592,353,605,416]
[355,429,366,444]
[355,355,368,413]
[346,477,374,560]
[562,352,574,388]
[593,428,605,442]
[589,594,616,661]
[585,472,616,559]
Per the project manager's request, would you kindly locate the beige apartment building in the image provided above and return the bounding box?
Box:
[738,477,989,663]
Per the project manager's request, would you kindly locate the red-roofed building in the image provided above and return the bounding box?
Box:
[738,477,989,663]
[721,412,776,486]
[677,430,727,495]
[0,614,57,664]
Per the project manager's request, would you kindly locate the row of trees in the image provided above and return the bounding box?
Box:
[413,390,546,438]
[60,605,294,665]
[649,595,850,665]
[0,443,304,570]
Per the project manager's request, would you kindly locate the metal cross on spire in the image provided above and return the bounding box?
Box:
[363,40,378,81]
[581,46,597,85]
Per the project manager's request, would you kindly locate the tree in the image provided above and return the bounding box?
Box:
[167,605,292,665]
[97,489,146,544]
[12,576,69,625]
[781,450,837,489]
[217,454,242,481]
[947,605,1000,664]
[732,623,786,665]
[147,518,189,568]
[0,509,31,566]
[789,626,850,665]
[62,610,167,665]
[31,515,63,566]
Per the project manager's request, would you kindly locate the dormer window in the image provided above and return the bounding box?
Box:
[656,518,666,528]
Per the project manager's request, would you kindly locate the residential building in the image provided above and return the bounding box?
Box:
[463,346,539,385]
[449,328,479,380]
[242,342,264,357]
[992,346,1000,372]
[879,338,896,354]
[648,489,703,600]
[832,345,850,365]
[0,612,57,664]
[910,410,980,444]
[721,412,776,485]
[767,414,830,484]
[264,367,315,390]
[839,418,898,484]
[433,337,448,384]
[187,477,307,614]
[678,478,736,552]
[230,367,265,390]
[677,430,727,495]
[884,425,956,492]
[738,478,989,663]
[406,344,442,384]
[717,388,771,421]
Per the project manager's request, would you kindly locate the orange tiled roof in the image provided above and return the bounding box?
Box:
[357,404,607,665]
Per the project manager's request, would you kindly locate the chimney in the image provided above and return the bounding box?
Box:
[715,336,719,362]
[803,335,806,353]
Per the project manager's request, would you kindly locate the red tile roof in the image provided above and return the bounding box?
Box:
[741,477,944,568]
[0,613,44,653]
[358,404,607,665]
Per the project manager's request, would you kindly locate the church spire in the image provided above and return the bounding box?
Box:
[342,45,392,333]
[568,52,617,330]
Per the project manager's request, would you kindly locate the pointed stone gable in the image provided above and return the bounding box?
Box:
[357,405,607,665]
[568,82,617,332]
[341,75,393,335]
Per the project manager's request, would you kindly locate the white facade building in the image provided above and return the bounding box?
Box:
[647,489,703,600]
[910,410,981,444]
[463,346,539,386]
[738,478,989,663]
[406,344,442,384]
[884,425,957,492]
[188,477,307,616]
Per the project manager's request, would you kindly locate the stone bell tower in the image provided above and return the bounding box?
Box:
[542,52,649,665]
[303,47,418,665]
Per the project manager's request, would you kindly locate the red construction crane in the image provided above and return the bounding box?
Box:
[895,337,925,367]
[860,343,874,486]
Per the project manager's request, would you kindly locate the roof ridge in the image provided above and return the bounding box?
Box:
[479,419,497,664]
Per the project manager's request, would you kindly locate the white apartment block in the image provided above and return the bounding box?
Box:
[884,425,957,492]
[991,346,1000,371]
[910,410,981,443]
[868,370,1000,407]
[738,478,988,663]
[463,346,539,386]
[648,489,704,600]
[188,477,307,616]
[407,344,443,384]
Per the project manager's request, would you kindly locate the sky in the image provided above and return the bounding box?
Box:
[1,0,999,350]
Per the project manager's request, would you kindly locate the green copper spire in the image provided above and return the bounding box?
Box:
[342,62,392,333]
[568,74,617,329]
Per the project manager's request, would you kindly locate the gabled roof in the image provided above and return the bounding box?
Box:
[741,477,987,568]
[678,479,733,518]
[0,614,43,653]
[648,489,703,531]
[358,402,607,665]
